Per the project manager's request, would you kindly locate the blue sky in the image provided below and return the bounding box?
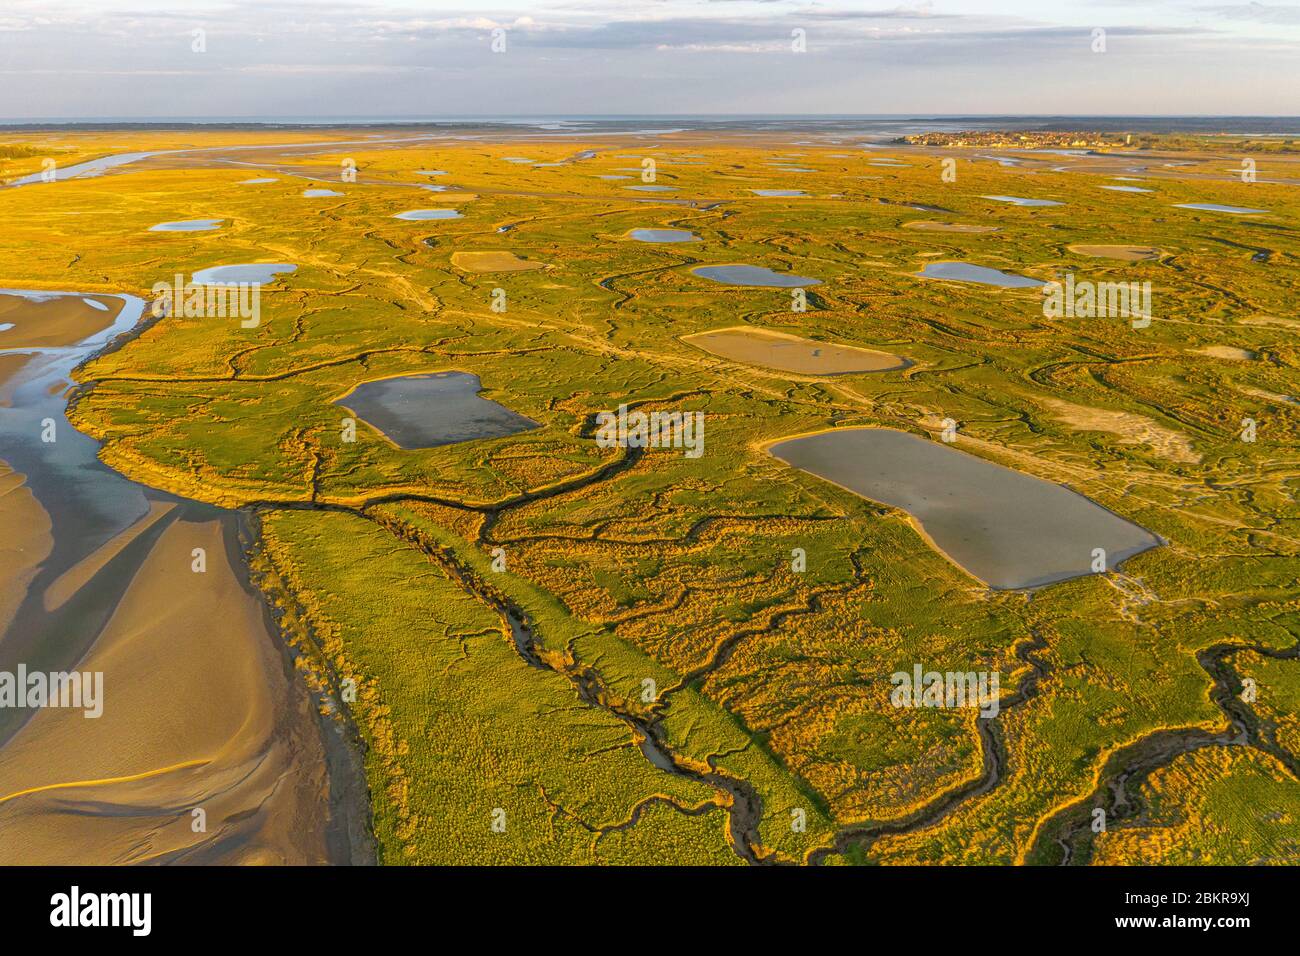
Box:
[0,1,1297,118]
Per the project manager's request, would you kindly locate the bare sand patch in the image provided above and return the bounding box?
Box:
[0,516,333,864]
[451,251,546,273]
[1040,397,1200,464]
[903,221,999,234]
[1194,345,1257,361]
[1067,244,1161,261]
[1240,315,1300,330]
[0,293,123,349]
[1241,387,1296,406]
[683,326,907,375]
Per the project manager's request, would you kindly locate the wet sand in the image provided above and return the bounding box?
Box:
[0,515,334,864]
[0,460,52,630]
[683,327,907,375]
[0,293,123,349]
[450,251,545,273]
[1068,244,1161,261]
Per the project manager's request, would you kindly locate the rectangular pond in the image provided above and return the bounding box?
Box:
[768,427,1160,589]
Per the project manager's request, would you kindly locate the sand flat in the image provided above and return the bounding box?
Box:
[0,293,123,349]
[451,251,545,273]
[683,327,907,375]
[0,515,333,865]
[1068,244,1161,261]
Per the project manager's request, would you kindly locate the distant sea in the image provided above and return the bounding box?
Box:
[2,115,1299,137]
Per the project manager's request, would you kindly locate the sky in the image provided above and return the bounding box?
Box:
[0,0,1297,119]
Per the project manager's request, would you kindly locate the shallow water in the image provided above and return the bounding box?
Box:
[393,209,462,220]
[1173,203,1267,214]
[149,219,224,232]
[417,169,448,176]
[1101,185,1153,193]
[982,195,1063,207]
[303,189,343,197]
[629,228,698,242]
[238,178,277,185]
[751,189,806,197]
[335,372,538,449]
[769,428,1160,589]
[692,265,820,288]
[191,263,297,285]
[916,261,1045,288]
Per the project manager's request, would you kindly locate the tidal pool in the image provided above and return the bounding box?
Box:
[915,261,1045,288]
[191,263,297,285]
[450,252,545,273]
[904,221,999,234]
[334,372,538,450]
[982,195,1063,207]
[303,189,343,197]
[149,219,224,232]
[692,265,820,288]
[751,189,806,197]
[394,209,462,220]
[1173,203,1267,214]
[1068,244,1160,261]
[1101,186,1153,194]
[683,327,906,374]
[238,178,277,185]
[417,170,448,176]
[629,228,698,243]
[769,428,1160,589]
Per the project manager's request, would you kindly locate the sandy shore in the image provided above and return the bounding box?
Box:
[0,512,335,864]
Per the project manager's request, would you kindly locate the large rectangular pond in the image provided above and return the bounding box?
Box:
[769,427,1160,589]
[334,372,539,449]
